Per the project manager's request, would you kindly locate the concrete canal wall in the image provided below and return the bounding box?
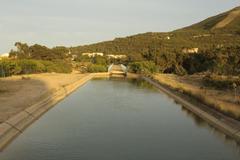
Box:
[0,74,94,151]
[0,72,140,151]
[143,76,240,143]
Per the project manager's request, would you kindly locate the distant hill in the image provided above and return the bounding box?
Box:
[71,6,240,56]
[9,6,240,75]
[179,6,240,34]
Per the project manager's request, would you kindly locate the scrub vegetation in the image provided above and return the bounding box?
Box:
[0,59,72,77]
[153,74,240,120]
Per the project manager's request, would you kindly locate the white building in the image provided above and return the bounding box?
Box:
[182,48,199,54]
[166,36,171,40]
[82,52,104,57]
[107,54,127,59]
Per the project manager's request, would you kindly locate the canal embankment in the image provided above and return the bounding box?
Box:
[143,76,240,143]
[0,73,94,150]
[0,72,140,150]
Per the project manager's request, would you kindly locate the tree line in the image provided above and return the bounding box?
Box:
[0,42,72,77]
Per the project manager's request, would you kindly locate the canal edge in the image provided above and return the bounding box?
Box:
[0,73,96,151]
[0,72,137,151]
[143,76,240,143]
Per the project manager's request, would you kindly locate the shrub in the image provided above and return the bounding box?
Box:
[17,59,46,74]
[203,74,240,89]
[129,61,157,74]
[41,60,72,73]
[0,59,72,77]
[0,60,20,76]
[86,64,107,73]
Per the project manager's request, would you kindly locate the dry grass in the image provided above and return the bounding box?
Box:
[213,9,240,29]
[153,74,240,120]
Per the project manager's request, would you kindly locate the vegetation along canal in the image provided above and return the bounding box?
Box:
[1,78,240,160]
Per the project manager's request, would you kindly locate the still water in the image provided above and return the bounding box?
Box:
[1,78,240,160]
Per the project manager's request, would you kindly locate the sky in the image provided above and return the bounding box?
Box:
[0,0,239,53]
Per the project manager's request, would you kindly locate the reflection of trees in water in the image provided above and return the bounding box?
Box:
[130,78,157,91]
[180,105,240,152]
[181,105,207,127]
[93,77,157,91]
[93,77,240,153]
[92,77,157,91]
[109,77,126,81]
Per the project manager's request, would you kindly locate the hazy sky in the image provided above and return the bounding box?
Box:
[0,0,239,53]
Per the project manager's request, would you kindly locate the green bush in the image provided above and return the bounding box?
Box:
[203,75,240,89]
[0,60,19,77]
[0,59,72,77]
[86,64,107,73]
[40,60,72,73]
[17,59,46,74]
[129,61,157,74]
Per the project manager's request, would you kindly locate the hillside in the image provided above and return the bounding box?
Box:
[180,6,240,33]
[71,6,240,56]
[8,6,240,76]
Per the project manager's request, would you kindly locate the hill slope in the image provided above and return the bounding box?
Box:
[71,6,240,56]
[179,6,240,33]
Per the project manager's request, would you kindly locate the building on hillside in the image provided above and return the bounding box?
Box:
[193,34,211,38]
[182,48,199,54]
[82,52,104,57]
[107,54,127,59]
[165,36,171,40]
[217,44,224,48]
[0,53,9,60]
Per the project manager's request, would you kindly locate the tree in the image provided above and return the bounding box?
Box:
[14,42,30,59]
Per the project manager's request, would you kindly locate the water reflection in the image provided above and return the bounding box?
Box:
[129,78,158,91]
[1,78,240,160]
[180,105,240,152]
[93,77,240,152]
[94,77,158,91]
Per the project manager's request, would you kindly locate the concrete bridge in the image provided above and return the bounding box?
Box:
[108,64,127,77]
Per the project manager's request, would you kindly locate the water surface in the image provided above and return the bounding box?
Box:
[1,78,240,160]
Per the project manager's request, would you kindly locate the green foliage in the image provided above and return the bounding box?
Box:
[69,30,240,75]
[0,59,72,77]
[40,60,72,73]
[92,56,107,65]
[190,46,240,75]
[7,7,240,76]
[129,61,157,74]
[0,60,19,77]
[203,74,240,89]
[10,42,68,60]
[86,64,107,73]
[13,42,30,59]
[15,59,46,74]
[76,55,92,63]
